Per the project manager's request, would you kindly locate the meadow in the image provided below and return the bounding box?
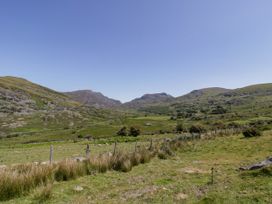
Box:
[1,129,271,203]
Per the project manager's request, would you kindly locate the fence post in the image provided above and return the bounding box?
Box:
[211,167,214,185]
[135,142,138,153]
[86,144,90,159]
[113,141,117,156]
[49,145,53,164]
[149,139,153,150]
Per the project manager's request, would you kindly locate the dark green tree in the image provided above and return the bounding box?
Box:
[129,127,141,137]
[117,127,127,136]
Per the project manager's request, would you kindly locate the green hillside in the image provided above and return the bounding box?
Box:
[0,77,126,142]
[138,84,272,129]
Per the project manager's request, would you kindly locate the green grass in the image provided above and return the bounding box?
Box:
[2,131,272,203]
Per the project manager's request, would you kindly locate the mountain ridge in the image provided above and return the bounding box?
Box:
[65,90,122,108]
[1,76,272,113]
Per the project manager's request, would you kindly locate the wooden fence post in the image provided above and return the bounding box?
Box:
[49,145,53,164]
[113,141,117,156]
[135,142,138,153]
[86,144,90,159]
[211,167,214,185]
[149,139,153,150]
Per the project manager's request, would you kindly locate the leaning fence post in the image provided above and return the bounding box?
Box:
[49,145,53,164]
[86,144,90,159]
[113,141,117,156]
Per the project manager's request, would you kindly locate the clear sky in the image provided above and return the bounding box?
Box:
[1,0,272,102]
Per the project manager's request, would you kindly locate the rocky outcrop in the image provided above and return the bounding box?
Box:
[239,157,272,171]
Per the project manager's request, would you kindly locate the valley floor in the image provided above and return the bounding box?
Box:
[2,132,272,204]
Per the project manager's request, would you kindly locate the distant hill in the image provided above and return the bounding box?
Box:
[222,83,272,97]
[139,84,272,120]
[65,90,121,108]
[176,87,230,102]
[123,93,174,109]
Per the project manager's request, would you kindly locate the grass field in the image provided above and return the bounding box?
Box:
[1,131,272,203]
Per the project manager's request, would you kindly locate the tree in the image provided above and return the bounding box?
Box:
[129,127,140,137]
[117,127,127,136]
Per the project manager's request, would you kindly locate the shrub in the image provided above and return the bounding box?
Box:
[243,128,262,138]
[158,151,168,160]
[117,127,127,136]
[129,127,140,137]
[176,123,184,133]
[211,105,227,114]
[77,134,83,139]
[189,124,206,134]
[227,122,241,129]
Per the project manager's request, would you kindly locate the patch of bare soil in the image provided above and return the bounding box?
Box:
[175,192,188,201]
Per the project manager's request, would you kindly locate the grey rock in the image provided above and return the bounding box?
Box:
[239,157,272,171]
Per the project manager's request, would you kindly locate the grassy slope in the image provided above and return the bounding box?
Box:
[3,131,272,203]
[0,77,132,142]
[1,78,272,144]
[0,115,178,145]
[0,76,74,106]
[140,84,272,128]
[176,87,230,101]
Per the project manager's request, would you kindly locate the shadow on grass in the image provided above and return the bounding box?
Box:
[240,166,272,178]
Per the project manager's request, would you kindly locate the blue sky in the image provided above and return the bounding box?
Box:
[1,0,272,102]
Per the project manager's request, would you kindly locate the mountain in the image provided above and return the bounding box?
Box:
[222,83,272,97]
[0,76,78,115]
[123,93,174,109]
[0,76,121,140]
[65,90,121,108]
[176,87,230,102]
[137,84,272,119]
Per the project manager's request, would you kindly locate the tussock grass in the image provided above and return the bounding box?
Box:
[157,142,174,160]
[87,153,112,173]
[33,183,53,203]
[0,164,54,201]
[54,160,86,181]
[111,151,132,172]
[0,137,183,201]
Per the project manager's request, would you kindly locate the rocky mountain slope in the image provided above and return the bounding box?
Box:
[0,77,121,138]
[0,76,78,116]
[65,90,121,108]
[122,93,174,109]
